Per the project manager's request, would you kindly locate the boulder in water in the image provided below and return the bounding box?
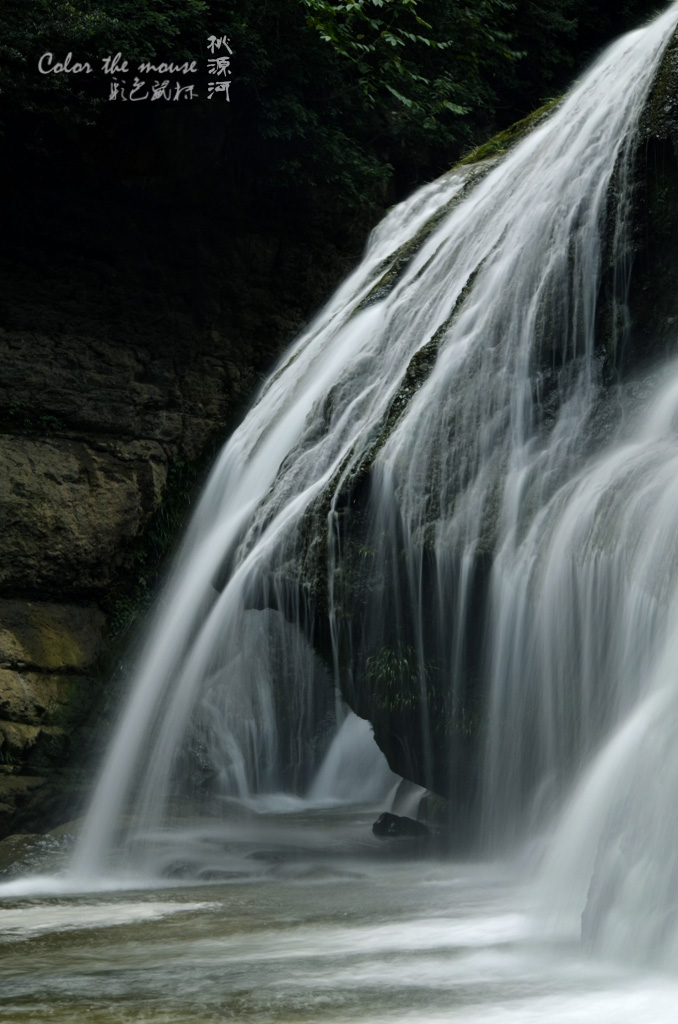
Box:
[372,812,430,838]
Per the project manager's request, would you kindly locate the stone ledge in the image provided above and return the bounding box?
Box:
[0,435,167,592]
[0,669,84,726]
[0,600,105,672]
[0,721,67,761]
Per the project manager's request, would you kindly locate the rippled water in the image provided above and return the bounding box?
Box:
[3,807,678,1023]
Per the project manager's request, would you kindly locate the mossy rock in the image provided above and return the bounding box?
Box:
[456,98,561,167]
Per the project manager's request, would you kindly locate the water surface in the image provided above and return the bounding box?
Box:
[3,807,678,1023]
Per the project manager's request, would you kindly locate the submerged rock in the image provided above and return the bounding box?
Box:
[372,812,430,838]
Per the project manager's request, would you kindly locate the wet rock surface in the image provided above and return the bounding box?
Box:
[0,600,106,835]
[0,436,167,593]
[294,28,678,808]
[372,812,431,839]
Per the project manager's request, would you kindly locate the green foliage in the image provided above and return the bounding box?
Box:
[301,0,525,168]
[366,643,481,738]
[366,643,425,711]
[500,0,665,116]
[1,0,666,207]
[302,0,458,111]
[3,405,66,435]
[0,0,207,129]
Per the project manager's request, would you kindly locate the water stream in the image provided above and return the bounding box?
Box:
[3,3,678,1018]
[4,810,678,1022]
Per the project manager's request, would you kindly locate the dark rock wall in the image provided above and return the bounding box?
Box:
[0,105,373,836]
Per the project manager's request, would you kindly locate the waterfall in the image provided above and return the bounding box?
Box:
[74,2,678,966]
[74,164,476,873]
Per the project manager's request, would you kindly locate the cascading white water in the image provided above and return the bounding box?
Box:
[309,712,400,805]
[363,12,678,828]
[72,1,678,970]
[74,165,480,873]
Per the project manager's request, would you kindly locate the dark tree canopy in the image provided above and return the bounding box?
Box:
[1,0,666,207]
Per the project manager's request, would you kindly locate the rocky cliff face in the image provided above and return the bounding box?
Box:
[290,31,678,804]
[0,107,372,836]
